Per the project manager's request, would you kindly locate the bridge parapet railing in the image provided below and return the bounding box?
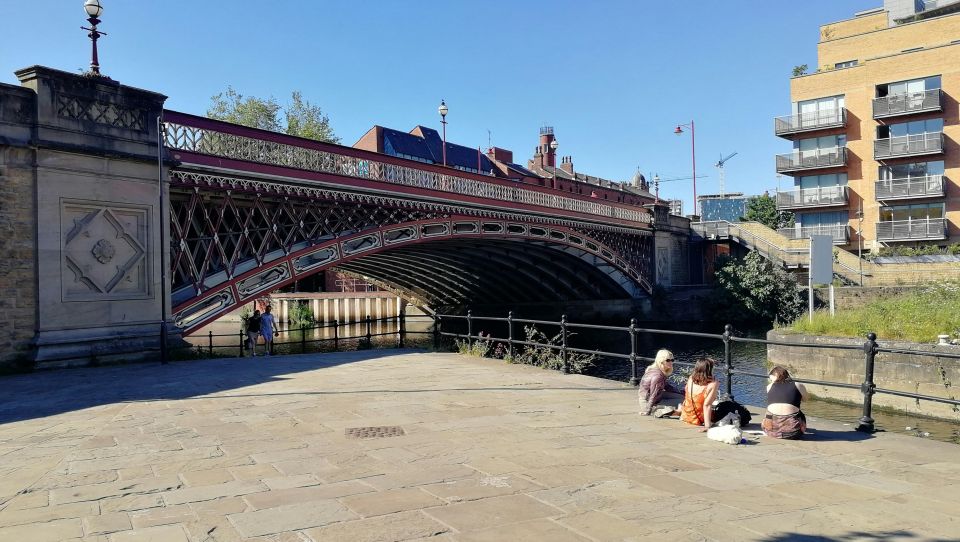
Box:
[162,112,652,227]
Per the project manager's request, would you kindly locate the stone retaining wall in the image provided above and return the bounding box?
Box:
[767,330,960,421]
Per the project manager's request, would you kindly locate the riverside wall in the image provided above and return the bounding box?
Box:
[767,330,960,421]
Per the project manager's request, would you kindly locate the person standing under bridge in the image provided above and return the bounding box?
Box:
[246,309,262,356]
[260,305,278,356]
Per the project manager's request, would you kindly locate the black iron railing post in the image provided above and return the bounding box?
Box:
[433,315,441,349]
[561,314,569,374]
[723,324,734,401]
[628,318,639,386]
[857,332,878,433]
[334,319,339,350]
[366,315,372,344]
[507,311,514,360]
[467,309,473,349]
[239,329,245,355]
[208,330,213,357]
[398,311,405,348]
[301,324,306,352]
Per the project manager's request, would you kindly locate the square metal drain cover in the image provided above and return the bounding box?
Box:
[344,426,405,439]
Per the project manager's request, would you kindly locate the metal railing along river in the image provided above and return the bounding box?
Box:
[434,310,960,434]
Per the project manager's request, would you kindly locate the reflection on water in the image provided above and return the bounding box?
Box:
[186,318,958,445]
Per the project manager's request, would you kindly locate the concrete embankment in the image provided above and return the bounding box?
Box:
[768,330,960,421]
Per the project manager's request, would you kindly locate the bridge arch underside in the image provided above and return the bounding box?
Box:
[333,238,633,307]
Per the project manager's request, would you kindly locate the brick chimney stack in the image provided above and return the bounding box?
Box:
[539,126,557,167]
[560,156,574,175]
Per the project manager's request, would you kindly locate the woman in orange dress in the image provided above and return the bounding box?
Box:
[680,358,719,432]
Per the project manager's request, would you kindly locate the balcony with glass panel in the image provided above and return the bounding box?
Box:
[874,132,944,160]
[776,185,848,210]
[777,224,851,244]
[875,175,946,201]
[775,147,847,174]
[873,89,942,119]
[774,109,846,137]
[876,218,947,241]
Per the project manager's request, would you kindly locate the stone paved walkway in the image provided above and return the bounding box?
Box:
[1,350,959,542]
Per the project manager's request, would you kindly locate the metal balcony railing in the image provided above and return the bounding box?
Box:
[775,147,847,173]
[876,217,947,241]
[777,224,850,244]
[874,132,944,159]
[873,89,943,119]
[776,185,848,209]
[774,108,846,136]
[875,174,946,201]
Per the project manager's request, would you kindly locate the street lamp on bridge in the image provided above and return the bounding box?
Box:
[438,100,448,166]
[673,121,697,217]
[81,0,107,76]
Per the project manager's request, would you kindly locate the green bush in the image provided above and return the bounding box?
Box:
[512,325,596,374]
[707,252,805,325]
[287,300,316,329]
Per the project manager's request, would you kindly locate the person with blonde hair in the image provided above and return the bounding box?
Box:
[680,358,720,432]
[762,366,809,439]
[638,349,683,418]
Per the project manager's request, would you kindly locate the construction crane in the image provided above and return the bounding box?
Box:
[715,152,738,197]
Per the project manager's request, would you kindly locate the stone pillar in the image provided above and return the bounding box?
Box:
[5,66,169,367]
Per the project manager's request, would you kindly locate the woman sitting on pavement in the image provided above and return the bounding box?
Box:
[762,366,809,439]
[638,349,684,418]
[680,358,719,432]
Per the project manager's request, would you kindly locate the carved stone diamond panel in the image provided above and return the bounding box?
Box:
[62,201,150,300]
[56,93,147,131]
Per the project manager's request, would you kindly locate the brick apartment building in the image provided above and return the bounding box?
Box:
[775,0,960,251]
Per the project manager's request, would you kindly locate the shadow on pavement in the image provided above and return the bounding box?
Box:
[0,349,412,424]
[758,530,952,541]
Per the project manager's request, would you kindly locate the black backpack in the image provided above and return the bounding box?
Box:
[711,400,752,427]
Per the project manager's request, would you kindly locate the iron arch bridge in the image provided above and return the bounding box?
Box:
[162,112,656,334]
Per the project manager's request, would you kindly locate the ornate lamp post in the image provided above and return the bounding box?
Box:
[674,121,697,217]
[653,174,661,203]
[550,138,559,183]
[438,100,448,166]
[81,0,107,75]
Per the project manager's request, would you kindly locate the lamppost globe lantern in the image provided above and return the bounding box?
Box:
[438,100,448,118]
[550,139,558,151]
[674,125,684,135]
[438,100,448,166]
[84,0,103,18]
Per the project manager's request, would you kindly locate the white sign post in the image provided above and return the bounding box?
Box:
[809,235,834,322]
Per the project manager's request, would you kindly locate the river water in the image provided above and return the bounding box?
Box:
[187,318,959,445]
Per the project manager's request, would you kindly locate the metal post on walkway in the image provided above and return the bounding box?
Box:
[507,311,514,360]
[467,309,473,349]
[334,320,339,350]
[301,324,306,352]
[433,316,441,349]
[208,330,213,357]
[366,315,372,344]
[561,314,569,374]
[628,318,638,386]
[398,311,405,348]
[857,332,878,433]
[723,324,734,401]
[239,329,245,355]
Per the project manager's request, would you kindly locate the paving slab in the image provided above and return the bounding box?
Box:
[0,350,958,541]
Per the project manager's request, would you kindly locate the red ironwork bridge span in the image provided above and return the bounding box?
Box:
[162,112,656,334]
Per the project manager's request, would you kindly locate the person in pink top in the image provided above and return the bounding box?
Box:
[638,349,683,418]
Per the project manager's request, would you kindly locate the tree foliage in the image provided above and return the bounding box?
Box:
[207,87,340,144]
[792,64,809,77]
[743,193,794,230]
[708,252,805,325]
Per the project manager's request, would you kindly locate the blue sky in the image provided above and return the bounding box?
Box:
[2,1,880,213]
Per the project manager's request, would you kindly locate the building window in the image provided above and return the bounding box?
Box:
[795,95,845,123]
[796,173,847,189]
[879,160,944,180]
[794,134,846,153]
[877,76,940,98]
[877,118,943,139]
[834,60,858,69]
[879,203,944,222]
[797,210,847,227]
